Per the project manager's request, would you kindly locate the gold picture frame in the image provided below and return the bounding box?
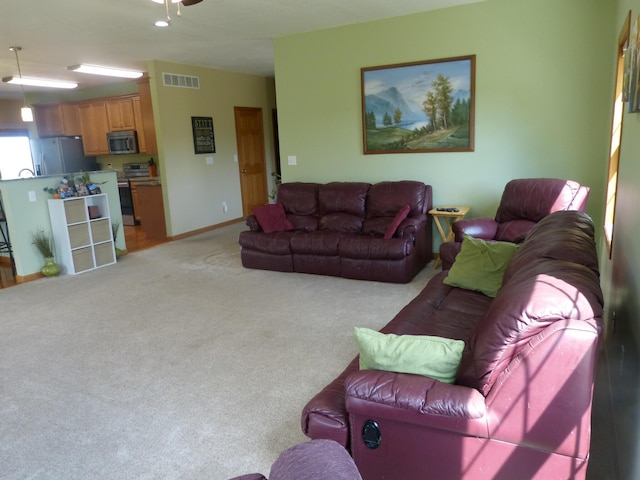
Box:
[361,55,475,154]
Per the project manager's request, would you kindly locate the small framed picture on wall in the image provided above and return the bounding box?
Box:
[191,116,216,154]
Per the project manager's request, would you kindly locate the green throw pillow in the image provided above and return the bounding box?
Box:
[443,234,519,297]
[354,327,464,384]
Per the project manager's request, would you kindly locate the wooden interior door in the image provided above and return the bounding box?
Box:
[234,107,268,216]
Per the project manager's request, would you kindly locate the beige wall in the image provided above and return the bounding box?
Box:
[147,60,276,237]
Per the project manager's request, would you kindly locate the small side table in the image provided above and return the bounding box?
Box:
[428,206,471,268]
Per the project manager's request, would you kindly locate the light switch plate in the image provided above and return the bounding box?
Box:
[288,155,297,166]
[206,156,214,165]
[28,190,36,202]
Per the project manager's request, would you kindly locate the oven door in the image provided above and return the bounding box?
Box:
[118,181,135,226]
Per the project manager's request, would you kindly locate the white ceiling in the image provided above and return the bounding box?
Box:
[0,0,483,100]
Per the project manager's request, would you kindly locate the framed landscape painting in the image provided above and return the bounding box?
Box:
[361,55,475,154]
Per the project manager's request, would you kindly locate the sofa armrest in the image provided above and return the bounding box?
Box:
[345,369,485,419]
[245,214,262,232]
[396,214,427,239]
[452,218,498,242]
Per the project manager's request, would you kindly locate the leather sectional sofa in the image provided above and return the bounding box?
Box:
[301,210,603,479]
[239,181,432,283]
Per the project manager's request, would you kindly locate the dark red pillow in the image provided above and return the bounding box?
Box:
[383,204,411,239]
[253,203,294,233]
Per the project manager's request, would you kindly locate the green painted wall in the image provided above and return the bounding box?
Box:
[146,60,277,236]
[274,0,615,252]
[0,171,121,276]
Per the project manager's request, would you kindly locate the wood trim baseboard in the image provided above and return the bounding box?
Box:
[168,217,244,242]
[15,272,43,284]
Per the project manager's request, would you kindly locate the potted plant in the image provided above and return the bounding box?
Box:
[42,186,60,198]
[32,230,61,277]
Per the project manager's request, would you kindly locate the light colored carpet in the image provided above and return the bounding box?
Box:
[0,223,438,479]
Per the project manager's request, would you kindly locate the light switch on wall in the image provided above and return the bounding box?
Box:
[288,155,297,166]
[28,190,36,202]
[206,157,214,165]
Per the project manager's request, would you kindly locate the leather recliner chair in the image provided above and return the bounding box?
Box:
[439,177,589,270]
[229,439,362,480]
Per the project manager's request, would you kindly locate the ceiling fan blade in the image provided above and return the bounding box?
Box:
[181,0,203,6]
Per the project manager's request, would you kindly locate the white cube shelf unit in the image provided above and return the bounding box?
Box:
[47,194,116,275]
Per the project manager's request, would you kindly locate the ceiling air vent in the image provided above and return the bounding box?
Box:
[162,73,200,89]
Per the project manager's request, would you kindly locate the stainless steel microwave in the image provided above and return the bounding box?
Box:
[107,130,138,155]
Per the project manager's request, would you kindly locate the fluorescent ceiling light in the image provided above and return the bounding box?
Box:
[21,106,34,122]
[68,64,144,79]
[2,76,78,89]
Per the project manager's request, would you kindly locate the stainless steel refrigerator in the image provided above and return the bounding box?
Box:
[32,137,97,176]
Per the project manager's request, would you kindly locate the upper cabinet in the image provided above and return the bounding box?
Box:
[77,101,110,155]
[32,79,158,155]
[33,103,82,137]
[106,97,136,131]
[135,78,158,154]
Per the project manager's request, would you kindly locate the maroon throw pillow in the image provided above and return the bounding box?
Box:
[383,204,410,239]
[253,203,294,233]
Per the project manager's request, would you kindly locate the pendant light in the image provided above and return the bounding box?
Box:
[9,46,33,123]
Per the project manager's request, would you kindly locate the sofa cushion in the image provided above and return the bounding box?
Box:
[319,182,370,217]
[470,259,604,396]
[354,327,464,384]
[339,236,411,260]
[503,211,599,284]
[443,235,519,297]
[253,203,295,233]
[290,231,342,256]
[238,230,295,255]
[384,204,411,239]
[286,214,319,232]
[320,212,363,233]
[277,182,321,216]
[366,180,427,218]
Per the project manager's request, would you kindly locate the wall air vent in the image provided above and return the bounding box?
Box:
[162,73,200,89]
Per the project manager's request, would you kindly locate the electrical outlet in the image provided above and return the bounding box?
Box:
[222,201,228,213]
[206,156,214,165]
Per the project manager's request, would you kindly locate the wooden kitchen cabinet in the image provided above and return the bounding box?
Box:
[77,101,110,155]
[106,97,136,131]
[136,184,167,239]
[136,78,158,154]
[130,181,142,222]
[33,103,82,137]
[132,96,147,153]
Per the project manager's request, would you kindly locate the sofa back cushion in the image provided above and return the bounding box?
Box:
[366,181,428,218]
[362,181,429,236]
[467,258,603,396]
[495,178,589,226]
[503,210,599,285]
[277,183,321,216]
[318,183,370,233]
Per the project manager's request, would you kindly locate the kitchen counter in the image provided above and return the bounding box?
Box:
[0,171,121,280]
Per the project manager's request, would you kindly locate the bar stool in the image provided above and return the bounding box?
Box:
[0,196,16,277]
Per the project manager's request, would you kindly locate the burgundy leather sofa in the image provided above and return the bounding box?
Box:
[301,210,603,479]
[239,181,432,283]
[439,178,590,270]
